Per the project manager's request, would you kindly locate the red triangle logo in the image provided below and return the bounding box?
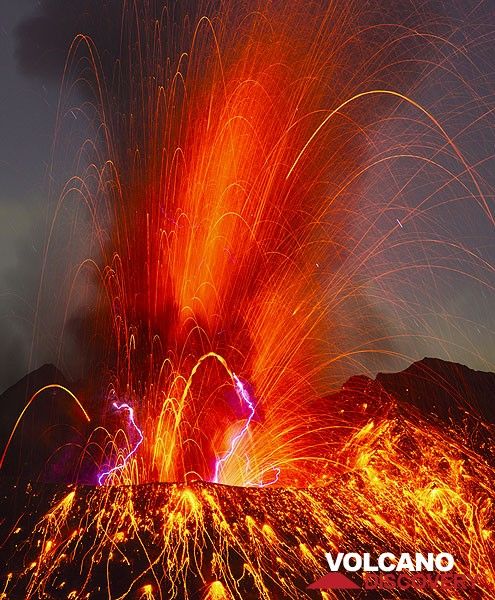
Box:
[308,572,360,590]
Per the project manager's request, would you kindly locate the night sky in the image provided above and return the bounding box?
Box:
[0,0,494,395]
[1,0,59,391]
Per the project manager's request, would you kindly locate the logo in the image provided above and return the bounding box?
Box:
[308,552,477,591]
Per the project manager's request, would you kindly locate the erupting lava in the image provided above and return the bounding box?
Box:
[1,0,494,598]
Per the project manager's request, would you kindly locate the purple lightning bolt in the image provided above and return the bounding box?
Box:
[244,455,281,487]
[98,402,143,485]
[213,374,255,484]
[253,467,281,487]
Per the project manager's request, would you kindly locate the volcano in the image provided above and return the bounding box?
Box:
[0,358,493,599]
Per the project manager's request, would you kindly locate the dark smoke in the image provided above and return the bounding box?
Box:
[15,0,120,83]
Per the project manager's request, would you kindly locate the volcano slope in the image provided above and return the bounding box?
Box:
[0,358,494,599]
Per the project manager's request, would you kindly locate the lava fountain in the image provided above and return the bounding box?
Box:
[66,0,387,487]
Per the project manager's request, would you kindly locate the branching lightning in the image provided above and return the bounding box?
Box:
[97,403,144,485]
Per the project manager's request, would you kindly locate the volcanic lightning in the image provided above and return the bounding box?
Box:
[98,403,144,486]
[213,374,257,484]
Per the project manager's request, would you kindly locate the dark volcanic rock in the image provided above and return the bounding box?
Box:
[376,357,495,425]
[376,357,495,464]
[0,364,87,481]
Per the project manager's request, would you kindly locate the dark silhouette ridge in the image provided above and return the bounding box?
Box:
[376,356,495,426]
[1,356,493,483]
[0,364,87,481]
[319,357,495,467]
